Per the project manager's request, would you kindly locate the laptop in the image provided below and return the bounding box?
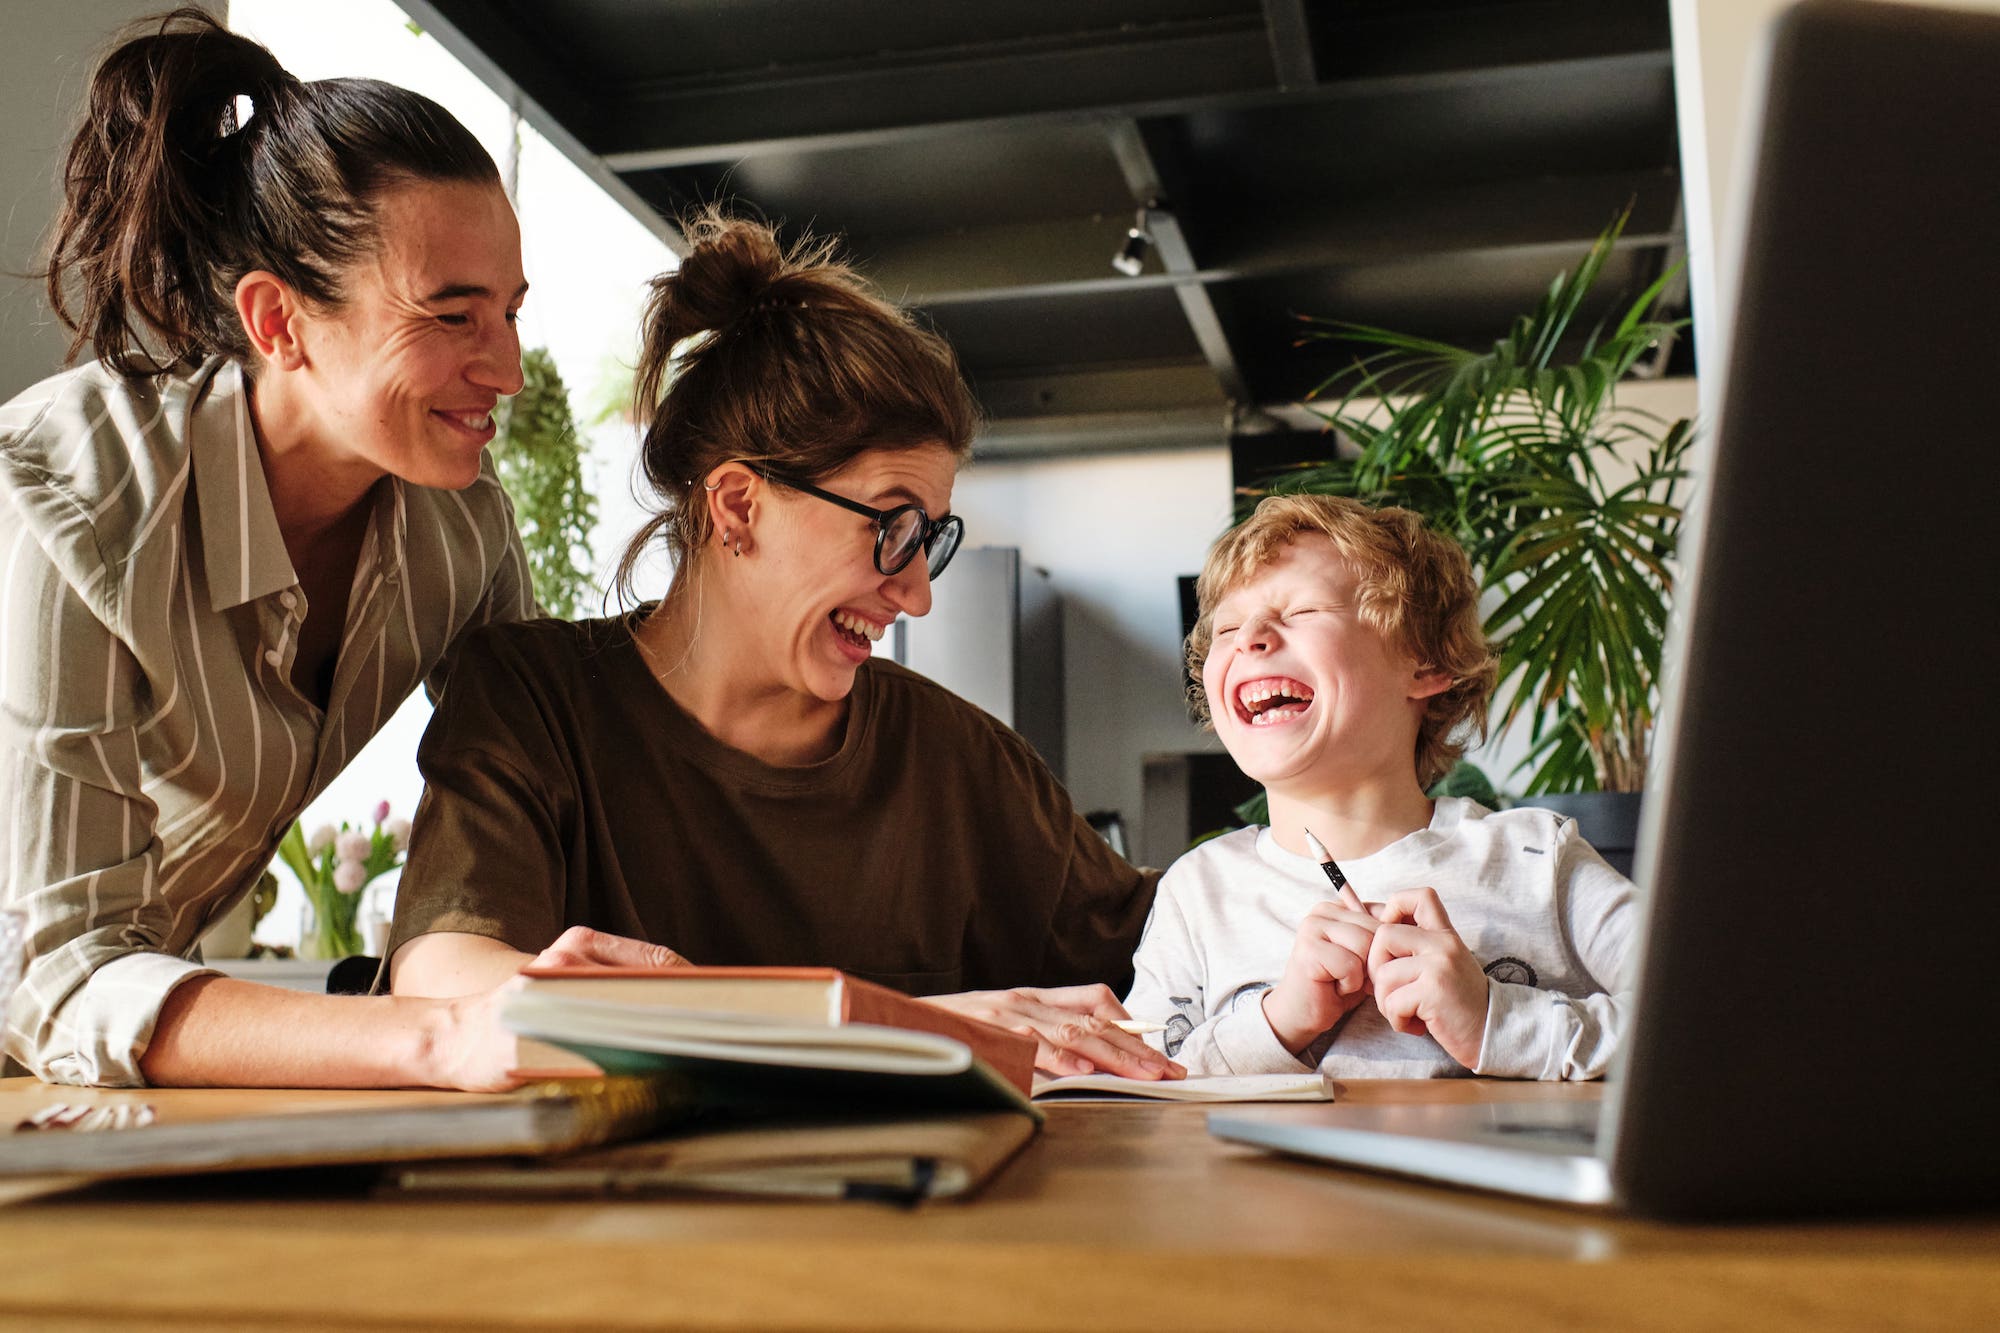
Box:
[1210,0,2000,1220]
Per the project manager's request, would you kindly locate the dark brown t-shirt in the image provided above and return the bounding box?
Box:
[388,612,1158,996]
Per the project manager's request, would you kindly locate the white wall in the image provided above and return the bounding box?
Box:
[949,448,1235,856]
[0,1,166,398]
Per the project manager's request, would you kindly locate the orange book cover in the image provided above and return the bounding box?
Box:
[518,965,1038,1096]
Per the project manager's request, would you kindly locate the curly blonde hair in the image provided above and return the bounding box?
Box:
[1186,495,1498,789]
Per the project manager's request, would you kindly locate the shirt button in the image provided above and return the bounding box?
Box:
[264,650,282,667]
[279,592,298,612]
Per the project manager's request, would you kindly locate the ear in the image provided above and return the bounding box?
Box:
[1409,666,1455,701]
[234,271,306,372]
[702,462,760,557]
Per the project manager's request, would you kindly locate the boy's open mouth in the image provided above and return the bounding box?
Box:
[830,609,885,651]
[1234,676,1315,726]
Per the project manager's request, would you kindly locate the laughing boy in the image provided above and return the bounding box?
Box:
[1124,495,1634,1080]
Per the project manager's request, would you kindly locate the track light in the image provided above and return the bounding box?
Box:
[1112,207,1154,276]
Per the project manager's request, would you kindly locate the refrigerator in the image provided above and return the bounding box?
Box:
[881,546,1064,781]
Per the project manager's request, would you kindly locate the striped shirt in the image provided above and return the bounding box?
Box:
[0,357,535,1085]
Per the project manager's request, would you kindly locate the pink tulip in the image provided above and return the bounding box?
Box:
[373,799,392,826]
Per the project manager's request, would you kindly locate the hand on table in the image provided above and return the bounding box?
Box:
[431,926,686,1093]
[926,984,1185,1080]
[1364,887,1489,1069]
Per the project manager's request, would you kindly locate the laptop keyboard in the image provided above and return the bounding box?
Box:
[1486,1119,1600,1148]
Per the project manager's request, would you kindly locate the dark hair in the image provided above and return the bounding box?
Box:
[43,6,501,377]
[615,210,981,603]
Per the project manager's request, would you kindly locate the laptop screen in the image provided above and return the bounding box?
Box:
[1610,0,2000,1216]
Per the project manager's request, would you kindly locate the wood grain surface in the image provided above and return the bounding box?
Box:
[0,1077,1993,1330]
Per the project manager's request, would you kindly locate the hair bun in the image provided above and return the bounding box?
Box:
[667,214,792,340]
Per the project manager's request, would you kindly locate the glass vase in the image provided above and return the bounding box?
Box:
[298,891,367,961]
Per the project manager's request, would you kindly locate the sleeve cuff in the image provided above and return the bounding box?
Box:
[1472,980,1555,1080]
[1209,994,1320,1076]
[36,953,219,1088]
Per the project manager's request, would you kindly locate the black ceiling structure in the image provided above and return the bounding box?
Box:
[402,0,1687,458]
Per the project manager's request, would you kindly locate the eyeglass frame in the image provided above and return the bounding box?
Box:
[758,469,965,580]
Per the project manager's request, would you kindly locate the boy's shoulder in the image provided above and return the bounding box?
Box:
[1429,796,1603,870]
[1157,825,1271,898]
[1435,795,1575,839]
[1174,824,1265,866]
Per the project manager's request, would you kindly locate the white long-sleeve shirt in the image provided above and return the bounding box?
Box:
[1124,798,1634,1080]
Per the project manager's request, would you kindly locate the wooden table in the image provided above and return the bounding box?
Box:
[0,1077,1995,1331]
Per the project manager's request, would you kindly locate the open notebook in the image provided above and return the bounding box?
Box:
[1033,1073,1331,1103]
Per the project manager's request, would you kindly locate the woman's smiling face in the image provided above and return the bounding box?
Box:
[744,443,959,703]
[291,180,527,490]
[1201,535,1441,791]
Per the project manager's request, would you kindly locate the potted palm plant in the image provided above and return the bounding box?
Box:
[1246,214,1693,865]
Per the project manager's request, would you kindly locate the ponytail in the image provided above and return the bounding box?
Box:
[43,6,499,377]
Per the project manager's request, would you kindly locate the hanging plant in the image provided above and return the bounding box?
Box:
[493,347,599,619]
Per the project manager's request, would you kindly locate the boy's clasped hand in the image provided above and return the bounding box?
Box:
[1263,886,1490,1068]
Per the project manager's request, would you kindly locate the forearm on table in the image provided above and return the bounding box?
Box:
[388,930,535,998]
[137,976,460,1088]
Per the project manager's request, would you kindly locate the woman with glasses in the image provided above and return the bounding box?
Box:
[386,214,1178,1081]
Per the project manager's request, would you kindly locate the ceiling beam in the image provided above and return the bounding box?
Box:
[1106,121,1250,405]
[971,362,1226,420]
[597,18,1272,169]
[880,171,1680,308]
[1261,0,1319,91]
[973,407,1229,461]
[398,0,687,255]
[599,48,1671,172]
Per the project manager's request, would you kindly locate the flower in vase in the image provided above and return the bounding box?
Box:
[385,817,413,852]
[272,807,408,961]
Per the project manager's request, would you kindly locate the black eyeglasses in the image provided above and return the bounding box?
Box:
[762,471,965,580]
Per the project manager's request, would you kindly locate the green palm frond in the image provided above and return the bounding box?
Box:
[1246,209,1695,793]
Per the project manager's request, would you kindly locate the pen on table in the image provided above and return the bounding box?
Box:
[1303,828,1366,911]
[1112,1019,1167,1035]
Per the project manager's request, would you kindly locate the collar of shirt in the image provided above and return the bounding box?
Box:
[190,362,293,613]
[189,362,412,611]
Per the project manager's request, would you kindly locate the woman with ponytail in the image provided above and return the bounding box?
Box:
[0,8,664,1091]
[385,213,1178,1082]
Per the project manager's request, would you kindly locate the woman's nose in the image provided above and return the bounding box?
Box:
[885,555,933,619]
[471,322,525,396]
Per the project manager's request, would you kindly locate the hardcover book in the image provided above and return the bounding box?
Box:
[503,965,1039,1114]
[0,1077,690,1180]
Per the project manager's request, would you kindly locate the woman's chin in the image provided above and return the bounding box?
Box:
[802,654,864,703]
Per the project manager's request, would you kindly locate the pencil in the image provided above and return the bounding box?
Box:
[1303,829,1368,914]
[1302,828,1349,892]
[1112,1019,1167,1035]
